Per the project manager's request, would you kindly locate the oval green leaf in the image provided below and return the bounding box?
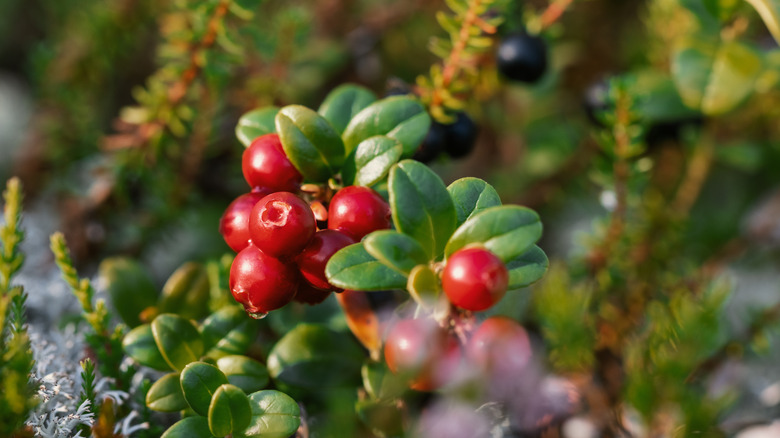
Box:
[275,105,345,182]
[506,245,549,289]
[159,262,210,321]
[360,361,406,400]
[122,324,171,371]
[208,384,251,437]
[243,390,301,438]
[201,306,258,358]
[406,264,441,309]
[342,97,431,157]
[363,230,428,275]
[99,257,158,328]
[236,107,279,147]
[216,355,269,393]
[151,314,204,371]
[389,160,457,259]
[447,177,502,227]
[180,361,229,416]
[318,84,377,134]
[745,0,780,45]
[146,373,187,412]
[325,243,408,291]
[445,205,542,263]
[341,135,403,187]
[161,417,215,438]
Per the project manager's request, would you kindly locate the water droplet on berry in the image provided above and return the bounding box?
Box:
[247,310,268,320]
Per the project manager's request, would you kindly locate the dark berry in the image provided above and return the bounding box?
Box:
[443,112,478,159]
[242,133,303,192]
[467,316,532,378]
[384,318,456,391]
[293,282,333,306]
[296,229,356,291]
[327,186,391,240]
[413,121,446,163]
[496,33,548,83]
[218,189,269,252]
[442,247,508,311]
[229,244,299,317]
[249,192,316,259]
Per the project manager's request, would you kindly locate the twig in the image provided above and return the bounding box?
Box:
[671,136,714,216]
[539,0,577,30]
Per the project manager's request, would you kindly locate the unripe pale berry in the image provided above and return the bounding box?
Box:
[328,186,391,240]
[249,192,316,259]
[467,316,532,377]
[229,244,299,317]
[442,247,508,311]
[242,133,303,192]
[384,318,457,391]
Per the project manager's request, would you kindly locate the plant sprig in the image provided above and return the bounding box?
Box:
[1,177,24,294]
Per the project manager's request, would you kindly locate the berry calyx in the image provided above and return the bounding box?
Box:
[443,112,479,159]
[384,318,454,391]
[249,191,316,259]
[467,316,532,377]
[296,229,356,291]
[496,33,548,84]
[242,133,303,192]
[219,189,270,252]
[229,244,299,317]
[327,186,391,240]
[442,247,508,311]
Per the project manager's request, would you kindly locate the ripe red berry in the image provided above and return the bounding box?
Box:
[229,244,299,317]
[296,229,355,291]
[328,186,391,240]
[384,318,455,391]
[242,133,303,192]
[467,316,532,377]
[219,189,270,252]
[442,247,508,311]
[293,282,333,306]
[249,192,316,259]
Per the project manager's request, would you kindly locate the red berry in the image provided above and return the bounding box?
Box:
[249,192,316,259]
[229,244,299,316]
[293,282,333,306]
[384,318,454,391]
[328,186,391,240]
[219,189,270,252]
[442,247,508,311]
[242,134,303,192]
[296,230,355,291]
[467,316,532,377]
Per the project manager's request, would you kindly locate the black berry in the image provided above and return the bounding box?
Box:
[496,33,548,83]
[443,112,479,158]
[413,122,447,163]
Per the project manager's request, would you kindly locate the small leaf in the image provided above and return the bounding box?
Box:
[180,362,229,416]
[208,384,251,437]
[318,84,377,134]
[146,373,187,412]
[343,97,432,157]
[158,262,210,321]
[447,177,502,227]
[506,245,549,289]
[151,314,204,371]
[99,257,158,327]
[363,230,429,275]
[389,160,457,259]
[216,355,270,393]
[361,361,406,400]
[341,136,403,187]
[407,264,441,309]
[236,107,279,147]
[123,324,171,371]
[243,390,301,438]
[745,0,780,45]
[201,306,258,358]
[276,105,346,182]
[161,417,215,438]
[325,243,408,291]
[355,399,405,437]
[445,205,542,263]
[335,291,382,355]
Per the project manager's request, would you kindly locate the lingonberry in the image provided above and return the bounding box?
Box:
[242,133,303,192]
[218,189,270,252]
[496,33,548,83]
[327,186,391,240]
[467,316,532,377]
[249,191,316,259]
[413,121,446,163]
[229,244,299,317]
[293,282,333,306]
[296,229,356,291]
[443,112,478,159]
[384,318,455,391]
[442,247,508,311]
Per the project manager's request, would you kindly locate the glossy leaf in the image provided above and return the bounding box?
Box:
[445,205,542,263]
[243,390,301,438]
[363,230,429,275]
[99,257,158,328]
[159,262,210,321]
[236,107,279,147]
[745,0,780,45]
[151,314,204,371]
[216,355,269,393]
[146,373,187,412]
[161,417,214,438]
[267,324,365,389]
[275,105,345,182]
[361,361,405,400]
[336,291,382,355]
[341,136,403,187]
[208,384,251,437]
[325,243,409,291]
[388,160,457,259]
[318,84,377,134]
[201,306,258,358]
[447,177,502,227]
[122,324,171,371]
[342,97,431,157]
[506,245,549,289]
[407,264,441,309]
[180,362,229,416]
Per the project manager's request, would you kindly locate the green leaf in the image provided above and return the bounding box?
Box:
[341,136,403,187]
[318,84,377,134]
[208,384,251,437]
[702,0,740,21]
[325,243,408,291]
[236,107,279,147]
[506,245,549,289]
[342,97,432,157]
[275,105,345,182]
[355,399,405,437]
[447,177,502,227]
[151,314,204,371]
[159,262,210,321]
[745,0,780,45]
[216,355,269,393]
[388,160,457,259]
[243,390,301,438]
[406,264,441,309]
[201,306,258,358]
[161,417,215,438]
[672,37,763,115]
[267,324,365,389]
[363,230,428,275]
[123,324,171,371]
[99,257,158,328]
[146,373,187,412]
[360,361,406,400]
[445,205,542,262]
[180,362,230,416]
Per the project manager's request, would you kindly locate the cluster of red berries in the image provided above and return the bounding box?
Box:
[219,133,392,318]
